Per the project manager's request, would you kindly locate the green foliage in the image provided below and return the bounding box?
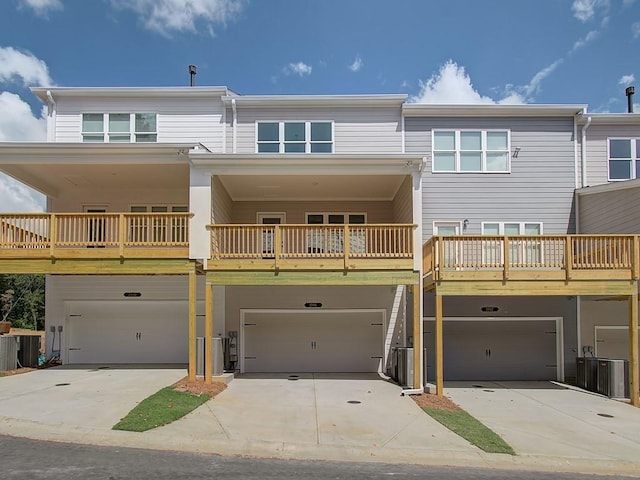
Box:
[423,407,515,455]
[0,275,45,330]
[113,387,211,432]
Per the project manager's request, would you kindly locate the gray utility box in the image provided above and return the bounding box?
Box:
[196,337,224,377]
[0,336,18,371]
[391,347,427,388]
[16,335,40,368]
[597,359,629,398]
[576,357,599,392]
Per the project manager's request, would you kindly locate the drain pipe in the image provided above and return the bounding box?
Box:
[400,388,423,396]
[580,114,592,188]
[231,98,237,154]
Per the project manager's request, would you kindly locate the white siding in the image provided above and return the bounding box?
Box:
[231,200,393,224]
[406,117,576,237]
[232,106,402,154]
[212,176,232,224]
[54,96,224,149]
[582,124,640,187]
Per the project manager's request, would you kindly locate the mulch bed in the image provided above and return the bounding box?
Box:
[411,393,462,412]
[1,367,38,376]
[172,377,227,397]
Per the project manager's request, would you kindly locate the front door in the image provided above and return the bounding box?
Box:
[257,213,285,255]
[83,206,107,246]
[434,222,461,267]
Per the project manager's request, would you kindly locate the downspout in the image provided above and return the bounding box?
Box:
[231,98,237,154]
[573,115,579,189]
[580,114,592,188]
[46,90,56,142]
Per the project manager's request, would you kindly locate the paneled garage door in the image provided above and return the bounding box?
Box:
[242,310,384,373]
[66,301,188,364]
[425,318,561,381]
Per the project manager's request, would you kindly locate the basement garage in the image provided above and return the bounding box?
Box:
[424,318,562,381]
[241,310,384,373]
[65,301,188,364]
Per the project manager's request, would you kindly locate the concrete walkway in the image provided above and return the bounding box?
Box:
[0,368,639,476]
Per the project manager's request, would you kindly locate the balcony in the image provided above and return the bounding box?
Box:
[0,213,192,261]
[423,235,639,295]
[208,224,416,271]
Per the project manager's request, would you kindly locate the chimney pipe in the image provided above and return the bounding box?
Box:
[188,65,197,87]
[626,86,635,113]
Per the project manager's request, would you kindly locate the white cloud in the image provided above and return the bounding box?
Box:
[0,46,53,86]
[283,62,312,77]
[571,30,600,53]
[109,0,244,36]
[619,74,636,85]
[0,91,47,212]
[632,22,640,39]
[522,59,564,97]
[410,60,525,104]
[571,0,610,22]
[348,55,363,72]
[18,0,63,17]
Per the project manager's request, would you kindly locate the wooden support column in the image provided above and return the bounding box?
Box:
[205,283,214,384]
[630,293,639,406]
[435,293,444,396]
[188,270,197,381]
[412,284,422,390]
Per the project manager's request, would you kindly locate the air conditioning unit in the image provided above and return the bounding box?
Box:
[0,336,18,371]
[576,357,599,392]
[597,359,629,398]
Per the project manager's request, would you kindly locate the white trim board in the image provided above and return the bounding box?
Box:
[422,316,564,382]
[239,308,387,374]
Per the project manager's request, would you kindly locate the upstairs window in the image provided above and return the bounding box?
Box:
[82,113,157,143]
[608,138,640,181]
[433,130,510,173]
[257,121,333,153]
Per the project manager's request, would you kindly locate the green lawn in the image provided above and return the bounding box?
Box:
[0,372,5,377]
[113,387,211,432]
[423,408,515,455]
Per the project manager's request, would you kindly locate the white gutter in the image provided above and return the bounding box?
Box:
[46,90,56,142]
[581,115,592,188]
[231,98,237,154]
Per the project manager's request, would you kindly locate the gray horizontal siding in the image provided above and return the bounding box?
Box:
[579,186,640,233]
[232,106,402,154]
[392,176,413,223]
[231,201,394,224]
[54,97,224,147]
[405,117,576,238]
[583,124,640,187]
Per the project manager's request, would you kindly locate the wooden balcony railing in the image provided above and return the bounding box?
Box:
[0,213,192,260]
[423,235,640,282]
[208,224,415,270]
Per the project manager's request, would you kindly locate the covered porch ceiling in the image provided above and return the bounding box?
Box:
[217,174,407,201]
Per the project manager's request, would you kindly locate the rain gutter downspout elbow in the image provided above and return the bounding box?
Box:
[231,98,237,154]
[581,115,592,188]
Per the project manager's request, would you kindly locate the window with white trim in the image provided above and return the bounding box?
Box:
[82,113,157,143]
[608,138,640,180]
[432,129,510,172]
[305,212,366,254]
[482,222,543,265]
[257,121,333,153]
[128,205,188,243]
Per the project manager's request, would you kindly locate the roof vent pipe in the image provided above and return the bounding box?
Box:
[626,86,635,113]
[189,65,197,87]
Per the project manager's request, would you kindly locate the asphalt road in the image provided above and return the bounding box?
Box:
[0,435,628,480]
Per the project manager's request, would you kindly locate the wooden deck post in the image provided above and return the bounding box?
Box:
[412,284,422,390]
[188,270,197,382]
[205,283,213,384]
[435,293,444,396]
[630,293,639,406]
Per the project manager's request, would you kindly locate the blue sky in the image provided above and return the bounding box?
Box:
[0,0,639,210]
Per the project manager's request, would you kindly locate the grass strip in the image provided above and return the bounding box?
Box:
[423,407,515,455]
[0,372,5,377]
[113,386,211,432]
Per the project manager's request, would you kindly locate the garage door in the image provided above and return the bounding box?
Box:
[595,327,640,360]
[66,301,188,364]
[242,311,383,373]
[425,318,559,381]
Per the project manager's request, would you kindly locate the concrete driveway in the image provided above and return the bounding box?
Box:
[446,381,640,467]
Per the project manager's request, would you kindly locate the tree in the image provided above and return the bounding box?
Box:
[0,275,45,330]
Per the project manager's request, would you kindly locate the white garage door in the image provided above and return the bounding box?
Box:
[595,327,640,360]
[242,310,383,373]
[425,318,560,381]
[66,301,188,364]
